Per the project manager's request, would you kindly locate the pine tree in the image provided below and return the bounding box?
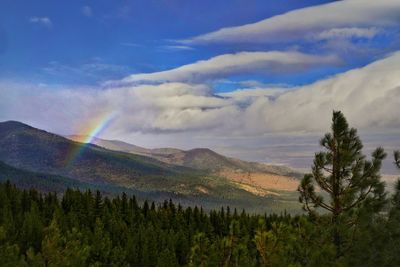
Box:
[93,190,102,218]
[380,151,400,267]
[90,218,112,265]
[395,150,400,169]
[63,228,90,267]
[221,220,241,267]
[20,202,43,253]
[189,232,209,267]
[26,247,45,267]
[390,150,400,212]
[0,226,27,266]
[298,111,387,257]
[156,248,178,267]
[41,218,66,266]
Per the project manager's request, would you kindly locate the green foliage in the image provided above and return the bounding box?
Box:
[298,111,387,257]
[394,150,400,169]
[343,155,400,265]
[20,202,43,252]
[0,181,301,266]
[157,248,179,267]
[189,232,209,267]
[0,180,399,266]
[0,226,27,267]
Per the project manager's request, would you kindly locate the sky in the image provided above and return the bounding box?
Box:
[1,0,400,174]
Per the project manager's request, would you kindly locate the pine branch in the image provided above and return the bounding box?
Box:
[343,185,373,212]
[314,174,333,194]
[309,193,334,212]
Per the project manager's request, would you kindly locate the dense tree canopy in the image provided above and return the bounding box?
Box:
[0,178,399,266]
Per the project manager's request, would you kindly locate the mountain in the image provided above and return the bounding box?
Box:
[0,121,193,187]
[0,121,301,212]
[67,135,301,193]
[68,135,154,155]
[68,135,296,173]
[0,159,92,193]
[0,160,234,207]
[0,160,141,196]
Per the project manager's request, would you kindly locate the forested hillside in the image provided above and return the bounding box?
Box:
[1,113,399,266]
[0,179,400,267]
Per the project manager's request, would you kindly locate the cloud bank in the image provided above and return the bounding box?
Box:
[2,52,400,138]
[182,0,400,44]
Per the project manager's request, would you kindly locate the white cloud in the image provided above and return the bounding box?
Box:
[2,51,400,139]
[316,27,379,40]
[29,17,52,28]
[159,45,194,51]
[241,52,400,134]
[219,87,285,102]
[112,51,339,85]
[120,42,143,47]
[182,0,400,44]
[82,6,93,17]
[100,83,240,133]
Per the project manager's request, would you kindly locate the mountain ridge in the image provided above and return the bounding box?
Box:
[0,121,301,212]
[66,134,301,198]
[66,134,300,177]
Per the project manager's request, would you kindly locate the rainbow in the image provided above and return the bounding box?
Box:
[64,112,116,167]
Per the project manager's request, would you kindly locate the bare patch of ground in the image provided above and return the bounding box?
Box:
[233,182,280,197]
[196,185,209,194]
[218,169,299,192]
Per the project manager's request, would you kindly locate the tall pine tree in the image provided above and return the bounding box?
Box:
[298,111,387,257]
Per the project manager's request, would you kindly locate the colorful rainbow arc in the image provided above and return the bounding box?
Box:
[64,112,116,167]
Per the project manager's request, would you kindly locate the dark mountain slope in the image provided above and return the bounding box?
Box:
[0,121,200,190]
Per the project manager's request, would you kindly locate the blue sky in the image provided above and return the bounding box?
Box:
[1,0,400,173]
[1,0,341,85]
